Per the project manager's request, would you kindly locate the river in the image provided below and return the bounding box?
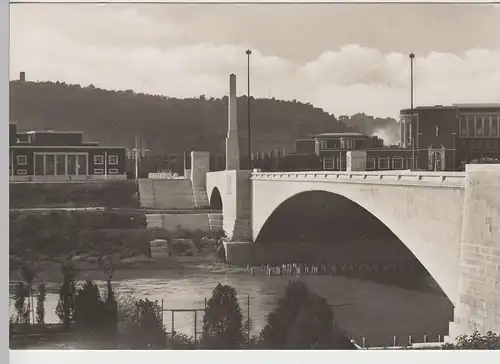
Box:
[9,264,454,348]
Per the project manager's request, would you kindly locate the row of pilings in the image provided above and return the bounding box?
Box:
[247,260,439,292]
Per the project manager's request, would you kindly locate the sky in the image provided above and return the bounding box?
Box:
[9,2,500,119]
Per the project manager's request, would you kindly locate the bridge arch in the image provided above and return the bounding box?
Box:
[252,179,465,304]
[209,186,223,210]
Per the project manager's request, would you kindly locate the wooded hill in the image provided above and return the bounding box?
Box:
[9,80,397,155]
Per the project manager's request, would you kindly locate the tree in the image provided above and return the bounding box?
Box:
[442,331,500,350]
[36,282,46,324]
[258,280,310,348]
[257,280,356,350]
[74,280,106,334]
[286,293,337,349]
[201,284,245,349]
[19,262,37,324]
[14,282,29,324]
[105,277,118,335]
[55,261,77,329]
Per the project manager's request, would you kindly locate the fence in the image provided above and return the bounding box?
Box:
[161,295,251,347]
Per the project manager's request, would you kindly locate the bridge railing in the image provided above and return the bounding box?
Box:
[251,170,466,188]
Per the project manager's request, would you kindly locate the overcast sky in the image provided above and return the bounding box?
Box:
[9,3,500,118]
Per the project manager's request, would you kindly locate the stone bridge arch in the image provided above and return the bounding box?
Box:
[251,176,466,305]
[209,186,223,210]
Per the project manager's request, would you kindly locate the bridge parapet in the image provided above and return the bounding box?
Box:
[251,171,466,188]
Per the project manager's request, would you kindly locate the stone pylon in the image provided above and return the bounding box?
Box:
[226,73,240,170]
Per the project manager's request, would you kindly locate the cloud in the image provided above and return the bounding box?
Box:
[10,6,500,119]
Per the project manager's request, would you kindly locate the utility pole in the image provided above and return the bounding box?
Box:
[246,49,252,170]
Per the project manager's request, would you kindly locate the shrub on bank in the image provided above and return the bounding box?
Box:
[10,211,150,259]
[442,331,500,350]
[10,181,140,209]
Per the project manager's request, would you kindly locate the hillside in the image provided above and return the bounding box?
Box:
[10,81,361,155]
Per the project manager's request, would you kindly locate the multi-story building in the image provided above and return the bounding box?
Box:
[9,122,127,181]
[294,103,500,172]
[399,103,500,171]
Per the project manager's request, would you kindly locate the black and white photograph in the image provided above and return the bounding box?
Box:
[6,0,500,354]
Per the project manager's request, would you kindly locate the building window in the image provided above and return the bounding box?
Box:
[467,116,474,137]
[108,155,119,165]
[94,168,104,175]
[17,169,27,175]
[475,116,483,136]
[16,155,27,165]
[323,156,334,170]
[366,157,375,170]
[492,116,499,137]
[94,155,104,165]
[378,157,390,170]
[407,157,417,170]
[392,157,404,170]
[484,116,491,137]
[492,139,498,149]
[109,168,119,174]
[460,115,467,136]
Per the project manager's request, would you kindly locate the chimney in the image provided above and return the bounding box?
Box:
[20,72,25,82]
[225,73,240,170]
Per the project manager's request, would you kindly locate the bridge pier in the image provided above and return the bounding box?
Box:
[449,164,500,338]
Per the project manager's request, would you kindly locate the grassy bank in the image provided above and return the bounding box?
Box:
[10,210,151,260]
[9,180,140,209]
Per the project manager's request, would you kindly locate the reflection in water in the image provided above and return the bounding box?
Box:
[9,267,454,347]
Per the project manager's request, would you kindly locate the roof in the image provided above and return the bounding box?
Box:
[26,130,84,134]
[453,103,500,108]
[313,132,368,138]
[401,103,500,114]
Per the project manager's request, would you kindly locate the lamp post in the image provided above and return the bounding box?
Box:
[409,52,415,170]
[246,49,252,170]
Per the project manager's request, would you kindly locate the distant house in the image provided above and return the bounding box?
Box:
[9,122,127,182]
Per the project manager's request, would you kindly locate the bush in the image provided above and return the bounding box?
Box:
[442,331,500,350]
[122,299,166,349]
[9,181,140,209]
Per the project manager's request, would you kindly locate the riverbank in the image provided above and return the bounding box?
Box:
[9,254,252,283]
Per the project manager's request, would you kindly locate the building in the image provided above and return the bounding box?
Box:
[9,123,127,181]
[400,103,500,171]
[293,103,500,172]
[295,132,410,171]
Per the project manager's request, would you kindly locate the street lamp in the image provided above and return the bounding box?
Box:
[246,49,252,170]
[409,52,415,170]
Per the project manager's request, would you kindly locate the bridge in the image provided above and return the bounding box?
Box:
[185,74,500,340]
[202,160,499,341]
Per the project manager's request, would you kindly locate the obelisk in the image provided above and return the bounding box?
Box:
[226,73,240,170]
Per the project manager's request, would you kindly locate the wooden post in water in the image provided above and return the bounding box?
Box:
[362,336,366,348]
[393,336,397,347]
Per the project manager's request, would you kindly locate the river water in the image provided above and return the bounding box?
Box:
[9,264,454,347]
